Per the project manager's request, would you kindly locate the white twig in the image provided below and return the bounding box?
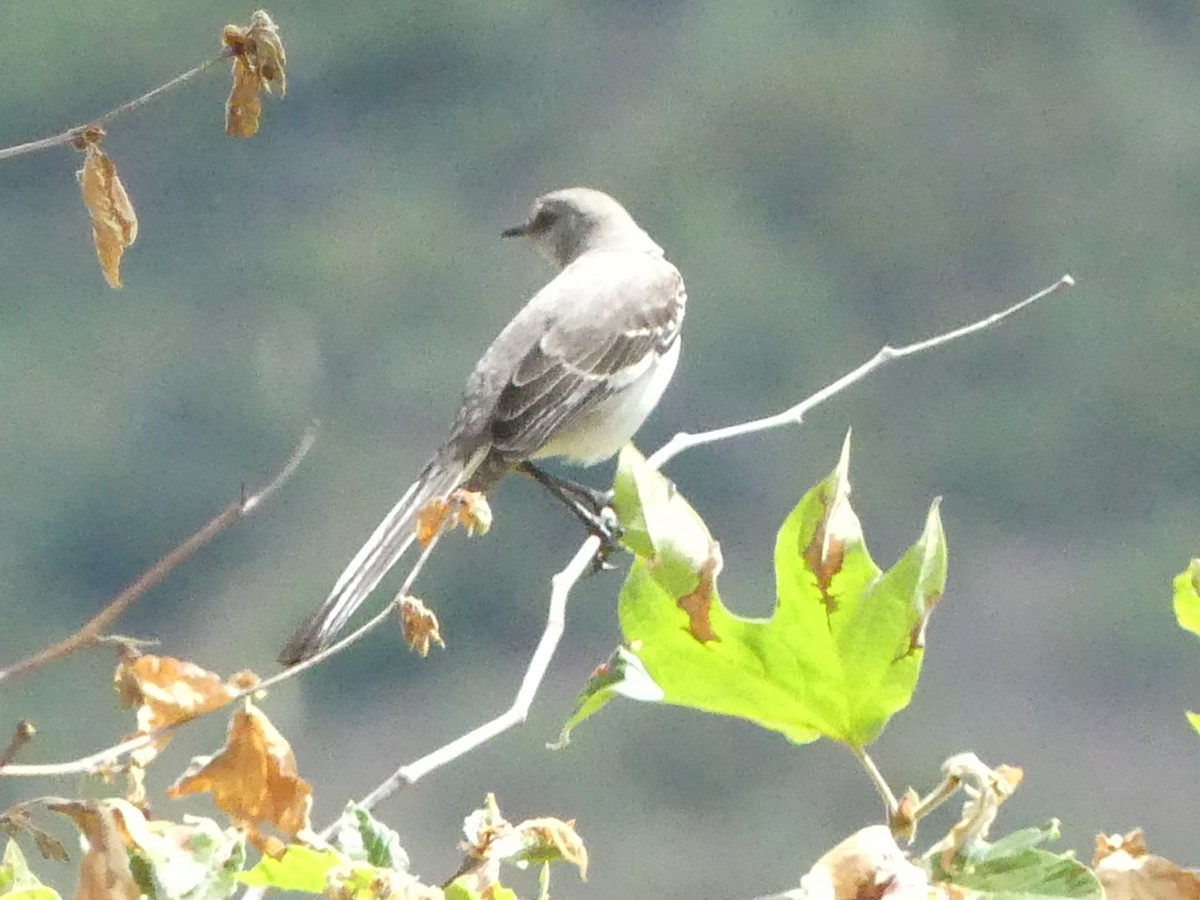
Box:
[332,535,601,821]
[645,274,1074,470]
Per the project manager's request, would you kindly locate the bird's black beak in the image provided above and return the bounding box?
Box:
[501,221,531,238]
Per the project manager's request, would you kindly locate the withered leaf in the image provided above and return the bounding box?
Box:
[114,648,258,766]
[1095,829,1200,900]
[800,826,928,900]
[0,804,69,861]
[76,130,137,288]
[225,57,264,137]
[450,795,587,892]
[514,817,588,881]
[166,701,312,855]
[398,595,444,657]
[415,490,493,548]
[48,801,140,900]
[222,10,286,137]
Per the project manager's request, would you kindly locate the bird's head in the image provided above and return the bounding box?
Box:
[502,187,662,268]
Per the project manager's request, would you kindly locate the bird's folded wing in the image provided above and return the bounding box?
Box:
[489,265,684,459]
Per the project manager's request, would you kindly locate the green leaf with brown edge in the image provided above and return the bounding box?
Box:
[561,433,945,748]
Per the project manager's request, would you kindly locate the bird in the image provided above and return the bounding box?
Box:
[278,187,686,665]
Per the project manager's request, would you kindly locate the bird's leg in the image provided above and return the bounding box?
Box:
[517,462,623,568]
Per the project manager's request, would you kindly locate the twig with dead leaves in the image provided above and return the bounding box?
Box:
[0,55,229,164]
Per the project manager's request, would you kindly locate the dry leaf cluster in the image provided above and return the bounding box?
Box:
[399,595,445,656]
[449,793,587,893]
[1094,829,1200,900]
[222,10,287,137]
[115,648,258,766]
[52,11,287,287]
[415,490,493,548]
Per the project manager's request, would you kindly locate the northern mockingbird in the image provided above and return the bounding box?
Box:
[278,187,686,665]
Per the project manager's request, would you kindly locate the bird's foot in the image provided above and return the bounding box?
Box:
[587,504,624,574]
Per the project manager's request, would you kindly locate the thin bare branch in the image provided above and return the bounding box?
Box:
[0,53,230,163]
[329,535,601,824]
[0,424,317,688]
[255,530,446,689]
[646,274,1075,470]
[0,722,36,771]
[0,469,457,779]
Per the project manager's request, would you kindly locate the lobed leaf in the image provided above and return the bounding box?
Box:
[563,435,946,748]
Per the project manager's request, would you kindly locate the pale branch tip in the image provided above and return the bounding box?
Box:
[0,721,37,771]
[645,273,1076,470]
[333,535,601,825]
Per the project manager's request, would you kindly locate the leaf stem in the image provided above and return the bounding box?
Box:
[853,745,898,816]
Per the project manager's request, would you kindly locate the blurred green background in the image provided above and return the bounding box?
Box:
[2,1,1199,897]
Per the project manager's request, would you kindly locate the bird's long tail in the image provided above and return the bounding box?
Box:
[278,454,469,665]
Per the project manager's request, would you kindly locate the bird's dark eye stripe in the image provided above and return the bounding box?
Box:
[531,208,557,230]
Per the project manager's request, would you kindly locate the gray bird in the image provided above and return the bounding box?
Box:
[279,187,686,665]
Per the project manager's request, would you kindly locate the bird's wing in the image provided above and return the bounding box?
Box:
[487,254,685,461]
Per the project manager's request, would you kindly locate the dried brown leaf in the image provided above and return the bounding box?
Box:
[114,649,258,766]
[0,804,69,861]
[450,795,587,892]
[1094,829,1200,900]
[76,130,137,288]
[415,490,493,548]
[225,57,264,137]
[399,595,444,657]
[800,825,929,900]
[48,801,140,900]
[166,701,311,854]
[222,10,286,137]
[514,816,588,881]
[927,754,1023,869]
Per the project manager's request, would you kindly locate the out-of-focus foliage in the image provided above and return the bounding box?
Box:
[3,3,1200,898]
[1173,559,1200,735]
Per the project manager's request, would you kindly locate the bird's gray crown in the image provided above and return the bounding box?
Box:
[504,186,663,268]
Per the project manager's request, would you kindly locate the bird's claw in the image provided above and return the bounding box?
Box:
[588,505,624,574]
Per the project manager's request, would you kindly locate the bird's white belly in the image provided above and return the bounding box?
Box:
[535,338,681,466]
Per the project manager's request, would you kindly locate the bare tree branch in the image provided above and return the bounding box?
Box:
[0,52,230,162]
[331,535,602,822]
[646,274,1075,470]
[0,425,317,688]
[0,722,36,771]
[0,481,447,779]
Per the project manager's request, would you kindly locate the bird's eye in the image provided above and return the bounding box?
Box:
[530,207,557,231]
